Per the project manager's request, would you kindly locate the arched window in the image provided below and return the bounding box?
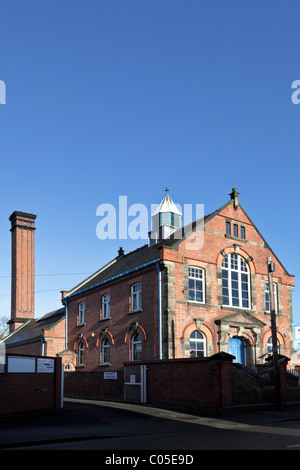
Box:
[222,254,250,308]
[189,331,206,358]
[267,336,280,356]
[131,333,142,361]
[102,338,110,364]
[78,340,85,366]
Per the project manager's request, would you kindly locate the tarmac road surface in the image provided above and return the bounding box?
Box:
[1,398,300,451]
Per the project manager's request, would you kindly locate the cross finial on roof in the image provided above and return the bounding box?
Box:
[165,187,169,194]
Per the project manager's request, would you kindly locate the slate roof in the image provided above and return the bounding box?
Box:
[65,242,163,299]
[5,307,65,346]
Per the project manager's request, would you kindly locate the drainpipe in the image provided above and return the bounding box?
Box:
[65,299,68,351]
[156,262,163,360]
[41,337,46,356]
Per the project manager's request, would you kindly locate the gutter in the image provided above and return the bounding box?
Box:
[64,258,160,301]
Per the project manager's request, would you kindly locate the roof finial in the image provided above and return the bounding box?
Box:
[229,187,240,210]
[165,187,169,194]
[117,246,125,258]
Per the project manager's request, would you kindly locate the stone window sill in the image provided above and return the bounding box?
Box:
[128,309,143,315]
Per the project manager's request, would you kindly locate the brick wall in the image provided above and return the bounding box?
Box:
[0,354,62,415]
[64,353,233,415]
[64,370,124,401]
[142,354,233,415]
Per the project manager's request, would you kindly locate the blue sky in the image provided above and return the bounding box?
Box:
[0,0,300,326]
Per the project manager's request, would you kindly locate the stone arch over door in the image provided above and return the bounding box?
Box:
[215,310,266,366]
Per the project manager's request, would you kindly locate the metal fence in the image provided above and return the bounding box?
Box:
[232,364,275,404]
[287,368,300,387]
[124,364,147,403]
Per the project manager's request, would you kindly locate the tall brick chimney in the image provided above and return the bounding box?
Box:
[8,211,37,333]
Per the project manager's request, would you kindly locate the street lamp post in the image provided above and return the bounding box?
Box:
[268,257,282,411]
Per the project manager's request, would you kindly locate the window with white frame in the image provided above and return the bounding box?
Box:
[131,333,142,361]
[102,294,110,319]
[189,330,206,358]
[265,282,278,314]
[102,338,110,364]
[222,254,250,308]
[131,283,142,311]
[188,267,205,303]
[78,302,85,325]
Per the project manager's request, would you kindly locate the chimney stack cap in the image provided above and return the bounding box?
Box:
[9,211,37,222]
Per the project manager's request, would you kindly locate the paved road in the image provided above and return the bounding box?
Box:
[2,398,300,451]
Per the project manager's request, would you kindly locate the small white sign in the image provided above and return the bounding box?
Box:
[37,358,55,373]
[104,371,117,380]
[130,374,136,384]
[8,356,36,373]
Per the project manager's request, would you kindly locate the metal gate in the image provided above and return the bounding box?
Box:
[124,364,147,403]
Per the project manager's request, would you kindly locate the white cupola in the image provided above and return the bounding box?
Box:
[148,189,182,246]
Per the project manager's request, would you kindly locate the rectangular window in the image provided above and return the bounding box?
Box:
[265,282,278,314]
[78,302,85,325]
[188,267,205,303]
[226,221,231,235]
[131,283,142,311]
[233,224,238,237]
[102,339,110,364]
[102,294,110,319]
[78,341,85,365]
[240,226,245,239]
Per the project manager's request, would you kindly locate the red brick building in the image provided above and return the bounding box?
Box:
[62,189,295,372]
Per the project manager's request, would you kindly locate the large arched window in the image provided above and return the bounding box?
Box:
[222,253,250,308]
[189,331,206,358]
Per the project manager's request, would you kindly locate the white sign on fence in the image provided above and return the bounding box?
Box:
[37,358,55,373]
[8,356,36,373]
[104,371,117,379]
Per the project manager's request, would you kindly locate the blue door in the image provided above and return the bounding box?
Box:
[228,337,245,364]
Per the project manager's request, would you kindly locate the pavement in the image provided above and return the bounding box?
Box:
[1,397,300,449]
